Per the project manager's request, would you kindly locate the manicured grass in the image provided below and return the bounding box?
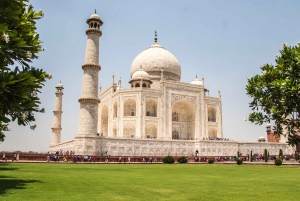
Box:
[0,163,299,200]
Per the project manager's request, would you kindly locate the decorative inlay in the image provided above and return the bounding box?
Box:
[171,93,196,106]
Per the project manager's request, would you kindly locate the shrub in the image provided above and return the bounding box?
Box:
[163,156,175,164]
[275,159,282,166]
[208,159,214,164]
[285,157,290,161]
[295,154,300,161]
[237,159,243,165]
[177,156,187,164]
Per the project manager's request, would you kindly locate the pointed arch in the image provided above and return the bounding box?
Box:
[113,102,118,119]
[208,106,216,122]
[124,98,136,116]
[123,122,135,138]
[145,123,157,139]
[146,99,157,117]
[101,105,108,136]
[208,127,217,138]
[113,124,117,137]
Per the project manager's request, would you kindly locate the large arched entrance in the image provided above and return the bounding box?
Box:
[172,100,195,140]
[101,105,108,136]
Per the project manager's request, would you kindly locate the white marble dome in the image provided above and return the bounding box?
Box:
[132,67,150,80]
[191,77,203,85]
[130,43,181,81]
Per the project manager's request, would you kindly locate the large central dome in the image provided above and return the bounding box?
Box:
[130,39,181,81]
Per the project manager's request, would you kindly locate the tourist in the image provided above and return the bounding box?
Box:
[12,153,17,162]
[128,157,130,163]
[154,157,157,163]
[105,156,109,163]
[2,152,5,161]
[149,157,152,163]
[119,156,122,163]
[47,155,50,162]
[93,156,96,163]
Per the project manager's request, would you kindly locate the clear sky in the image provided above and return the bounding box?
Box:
[1,0,300,152]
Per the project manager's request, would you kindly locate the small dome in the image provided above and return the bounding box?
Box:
[258,136,266,142]
[191,77,203,85]
[57,83,63,88]
[132,67,150,80]
[89,13,101,21]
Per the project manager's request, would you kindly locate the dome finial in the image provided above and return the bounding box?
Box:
[95,9,97,14]
[154,30,157,43]
[196,75,197,79]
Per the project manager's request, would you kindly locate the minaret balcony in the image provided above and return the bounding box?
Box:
[78,98,100,103]
[86,28,102,36]
[82,64,101,71]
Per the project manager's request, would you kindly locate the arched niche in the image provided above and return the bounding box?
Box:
[101,105,108,136]
[146,99,157,117]
[113,102,118,119]
[145,123,157,139]
[123,122,135,138]
[113,124,117,137]
[124,98,136,116]
[208,106,216,122]
[208,127,217,138]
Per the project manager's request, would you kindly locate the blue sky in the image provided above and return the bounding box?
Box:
[1,0,300,152]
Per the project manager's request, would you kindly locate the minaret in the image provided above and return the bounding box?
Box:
[77,11,103,137]
[51,82,64,145]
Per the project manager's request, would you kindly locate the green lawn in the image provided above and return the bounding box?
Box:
[0,163,299,201]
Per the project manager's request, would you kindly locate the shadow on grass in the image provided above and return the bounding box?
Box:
[0,178,42,195]
[0,163,19,171]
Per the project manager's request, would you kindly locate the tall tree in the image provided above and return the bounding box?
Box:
[0,0,50,141]
[246,43,300,146]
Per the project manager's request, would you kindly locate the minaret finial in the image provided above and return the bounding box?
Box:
[154,30,157,43]
[95,9,97,14]
[196,75,197,79]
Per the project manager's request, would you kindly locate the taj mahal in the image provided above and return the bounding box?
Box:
[49,12,295,156]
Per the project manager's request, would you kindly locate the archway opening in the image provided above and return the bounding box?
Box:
[146,99,157,117]
[113,102,118,119]
[172,100,195,140]
[123,122,135,138]
[124,98,136,116]
[113,124,117,137]
[101,105,108,136]
[208,127,217,138]
[208,106,216,122]
[145,123,157,139]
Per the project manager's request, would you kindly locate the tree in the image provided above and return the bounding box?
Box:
[246,43,300,146]
[0,0,50,141]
